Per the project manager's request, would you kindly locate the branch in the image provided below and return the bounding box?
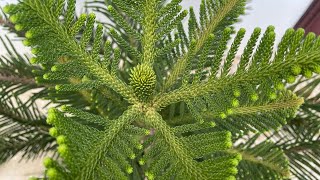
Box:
[228,148,290,177]
[233,98,304,114]
[77,107,138,179]
[23,1,138,104]
[141,0,157,64]
[145,110,207,179]
[162,0,243,91]
[154,52,320,109]
[168,97,304,125]
[0,73,36,85]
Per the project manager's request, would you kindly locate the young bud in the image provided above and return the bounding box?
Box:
[145,172,155,180]
[30,57,38,64]
[43,73,50,80]
[60,105,68,112]
[3,5,12,14]
[136,144,143,150]
[9,15,18,23]
[107,5,113,11]
[139,159,145,165]
[47,108,57,125]
[58,144,68,156]
[51,65,58,72]
[233,89,241,97]
[49,127,58,137]
[126,167,133,174]
[286,76,296,84]
[269,92,277,100]
[23,39,31,46]
[31,48,38,55]
[275,82,285,90]
[14,24,23,31]
[312,65,320,74]
[226,108,233,115]
[250,93,259,102]
[129,153,136,160]
[219,113,227,119]
[291,65,302,75]
[303,69,313,78]
[231,99,239,107]
[57,135,66,145]
[46,168,57,179]
[43,157,53,168]
[55,85,61,91]
[25,30,33,39]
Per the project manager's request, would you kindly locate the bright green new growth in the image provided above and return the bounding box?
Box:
[129,64,156,101]
[3,0,320,179]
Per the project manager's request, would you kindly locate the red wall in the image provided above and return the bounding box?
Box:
[295,0,320,34]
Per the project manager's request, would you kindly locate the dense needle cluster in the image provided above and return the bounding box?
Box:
[129,64,156,101]
[2,0,320,179]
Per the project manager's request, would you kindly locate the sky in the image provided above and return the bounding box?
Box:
[0,0,313,55]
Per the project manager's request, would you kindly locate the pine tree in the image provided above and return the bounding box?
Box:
[1,0,320,179]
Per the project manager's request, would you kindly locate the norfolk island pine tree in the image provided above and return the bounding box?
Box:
[1,0,320,179]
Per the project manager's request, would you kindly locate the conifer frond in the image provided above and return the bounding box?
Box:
[231,135,290,179]
[261,87,320,180]
[154,27,320,111]
[168,90,303,134]
[0,35,46,104]
[85,0,144,65]
[6,0,138,105]
[163,0,246,91]
[45,106,145,179]
[0,33,57,164]
[86,0,145,25]
[278,118,320,179]
[235,110,320,180]
[270,117,320,179]
[290,75,320,103]
[142,110,240,180]
[0,95,54,164]
[232,75,320,180]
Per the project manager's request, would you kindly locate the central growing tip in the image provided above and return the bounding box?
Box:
[129,64,156,102]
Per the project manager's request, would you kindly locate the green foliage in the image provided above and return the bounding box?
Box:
[0,95,54,163]
[233,75,320,179]
[234,135,290,179]
[0,35,55,163]
[0,35,45,104]
[2,0,320,179]
[172,90,303,134]
[45,106,143,179]
[278,76,320,179]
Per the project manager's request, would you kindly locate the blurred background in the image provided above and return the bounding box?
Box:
[0,0,318,179]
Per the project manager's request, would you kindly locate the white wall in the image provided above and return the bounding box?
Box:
[180,0,312,53]
[0,0,313,49]
[182,0,312,34]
